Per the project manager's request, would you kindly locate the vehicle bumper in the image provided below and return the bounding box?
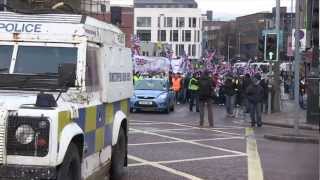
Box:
[131,100,169,112]
[0,165,56,179]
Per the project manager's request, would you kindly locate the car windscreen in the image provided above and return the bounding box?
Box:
[13,46,77,74]
[135,80,167,91]
[0,45,14,73]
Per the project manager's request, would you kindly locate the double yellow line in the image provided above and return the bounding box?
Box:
[246,128,264,180]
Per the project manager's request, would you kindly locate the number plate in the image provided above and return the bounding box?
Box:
[139,101,153,105]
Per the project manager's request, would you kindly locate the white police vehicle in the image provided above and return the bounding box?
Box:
[0,12,133,180]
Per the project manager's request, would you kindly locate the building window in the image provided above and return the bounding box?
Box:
[176,17,185,28]
[181,30,191,42]
[192,44,196,56]
[158,17,160,28]
[137,30,151,41]
[192,18,197,28]
[175,44,185,57]
[182,30,185,42]
[170,30,179,42]
[197,31,200,42]
[179,44,185,56]
[137,17,151,27]
[158,30,166,42]
[185,30,191,42]
[188,44,191,56]
[189,18,197,28]
[164,17,173,27]
[194,30,197,42]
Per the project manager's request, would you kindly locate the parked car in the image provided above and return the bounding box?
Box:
[130,78,175,113]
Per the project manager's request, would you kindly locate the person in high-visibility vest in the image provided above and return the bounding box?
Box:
[133,73,143,84]
[188,73,199,112]
[171,73,182,104]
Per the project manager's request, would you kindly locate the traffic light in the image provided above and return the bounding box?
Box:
[258,35,265,59]
[265,33,278,61]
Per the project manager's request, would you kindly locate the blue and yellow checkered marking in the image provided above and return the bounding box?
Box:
[58,99,129,157]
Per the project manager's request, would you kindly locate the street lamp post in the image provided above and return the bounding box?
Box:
[228,38,230,64]
[238,32,241,58]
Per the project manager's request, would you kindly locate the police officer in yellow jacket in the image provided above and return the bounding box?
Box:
[188,73,200,112]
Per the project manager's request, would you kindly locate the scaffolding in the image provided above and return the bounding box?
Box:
[80,0,109,15]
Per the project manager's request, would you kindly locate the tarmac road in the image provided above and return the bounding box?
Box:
[127,104,319,180]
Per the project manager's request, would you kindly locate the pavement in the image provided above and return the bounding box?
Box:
[126,104,319,180]
[262,98,319,131]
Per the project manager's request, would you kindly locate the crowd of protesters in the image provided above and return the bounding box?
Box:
[165,70,269,128]
[133,65,273,128]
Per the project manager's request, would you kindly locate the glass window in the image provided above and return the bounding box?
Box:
[192,18,197,27]
[134,79,167,91]
[137,30,151,41]
[14,46,77,74]
[189,18,192,28]
[165,17,173,27]
[188,44,191,56]
[185,30,191,42]
[180,44,185,56]
[137,17,151,27]
[158,30,166,42]
[175,45,179,57]
[173,30,179,42]
[171,30,178,42]
[179,17,185,27]
[0,45,13,73]
[85,46,100,89]
[182,30,185,42]
[176,17,185,28]
[192,44,196,56]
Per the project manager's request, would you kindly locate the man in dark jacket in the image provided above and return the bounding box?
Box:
[223,75,236,117]
[198,71,214,127]
[241,74,252,113]
[246,74,264,127]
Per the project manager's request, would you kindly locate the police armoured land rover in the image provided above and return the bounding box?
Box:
[0,11,133,180]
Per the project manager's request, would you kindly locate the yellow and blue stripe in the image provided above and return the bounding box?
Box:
[58,99,129,157]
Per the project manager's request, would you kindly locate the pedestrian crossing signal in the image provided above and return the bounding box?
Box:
[265,34,278,61]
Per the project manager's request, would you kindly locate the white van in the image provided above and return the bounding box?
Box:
[0,12,133,180]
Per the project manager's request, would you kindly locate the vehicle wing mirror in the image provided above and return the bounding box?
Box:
[58,63,76,87]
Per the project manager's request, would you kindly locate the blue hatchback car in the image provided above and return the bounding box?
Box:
[130,78,175,113]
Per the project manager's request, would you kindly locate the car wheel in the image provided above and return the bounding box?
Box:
[111,127,127,179]
[56,142,81,180]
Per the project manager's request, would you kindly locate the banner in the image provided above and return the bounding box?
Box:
[133,56,171,73]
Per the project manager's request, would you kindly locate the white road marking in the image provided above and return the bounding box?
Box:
[171,123,243,136]
[129,136,245,146]
[128,155,204,180]
[129,154,247,167]
[131,128,246,155]
[157,154,247,164]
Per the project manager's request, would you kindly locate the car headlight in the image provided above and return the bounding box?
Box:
[15,124,35,145]
[158,93,168,100]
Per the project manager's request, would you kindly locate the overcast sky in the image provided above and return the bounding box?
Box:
[110,0,295,20]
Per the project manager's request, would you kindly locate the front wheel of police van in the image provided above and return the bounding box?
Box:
[56,142,81,180]
[111,127,127,179]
